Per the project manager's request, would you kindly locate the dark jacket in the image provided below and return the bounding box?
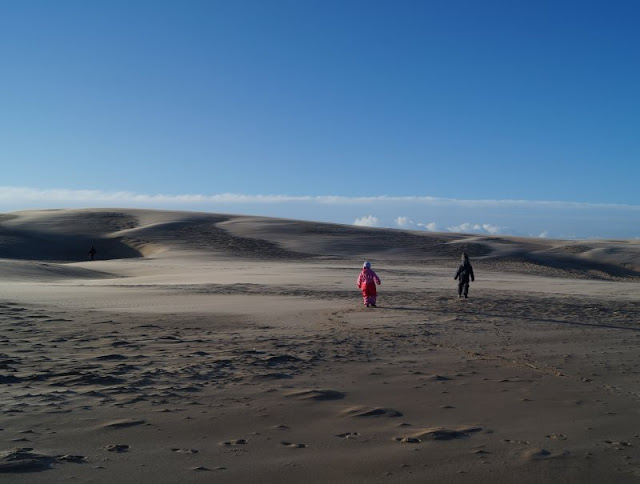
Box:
[454,260,474,283]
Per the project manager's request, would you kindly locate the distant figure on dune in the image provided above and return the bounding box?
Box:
[88,245,97,261]
[454,252,475,298]
[357,261,381,308]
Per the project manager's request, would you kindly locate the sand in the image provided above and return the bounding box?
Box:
[1,208,639,483]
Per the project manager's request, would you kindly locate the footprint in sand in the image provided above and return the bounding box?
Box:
[336,432,360,439]
[342,407,403,418]
[192,465,227,471]
[0,448,86,472]
[523,448,570,460]
[281,441,308,448]
[57,454,86,463]
[473,449,491,456]
[422,374,453,382]
[504,439,530,445]
[0,448,54,473]
[220,439,247,446]
[394,426,483,443]
[95,354,127,361]
[604,440,632,448]
[285,389,346,401]
[546,433,567,440]
[100,419,146,429]
[104,444,130,453]
[265,355,302,366]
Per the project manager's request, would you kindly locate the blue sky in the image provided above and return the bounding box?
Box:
[1,1,639,238]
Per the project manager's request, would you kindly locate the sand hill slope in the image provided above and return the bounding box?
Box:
[1,208,639,280]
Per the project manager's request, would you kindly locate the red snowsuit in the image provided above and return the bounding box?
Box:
[357,268,381,306]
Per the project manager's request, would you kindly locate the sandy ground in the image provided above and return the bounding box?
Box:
[1,209,640,483]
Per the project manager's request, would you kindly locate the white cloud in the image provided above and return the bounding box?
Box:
[0,187,317,204]
[448,223,477,233]
[417,222,439,232]
[538,231,549,238]
[1,186,639,211]
[447,223,502,235]
[354,215,379,227]
[482,224,501,235]
[395,216,413,227]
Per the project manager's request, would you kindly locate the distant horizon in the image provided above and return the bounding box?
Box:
[2,186,639,241]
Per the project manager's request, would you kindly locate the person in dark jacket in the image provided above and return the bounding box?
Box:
[454,252,474,298]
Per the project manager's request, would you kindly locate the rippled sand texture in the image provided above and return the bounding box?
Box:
[1,209,639,483]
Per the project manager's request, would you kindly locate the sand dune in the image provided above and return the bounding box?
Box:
[1,208,639,278]
[1,208,640,483]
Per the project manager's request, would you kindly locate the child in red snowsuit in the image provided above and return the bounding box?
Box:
[357,261,381,307]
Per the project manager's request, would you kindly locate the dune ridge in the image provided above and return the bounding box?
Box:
[1,208,639,280]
